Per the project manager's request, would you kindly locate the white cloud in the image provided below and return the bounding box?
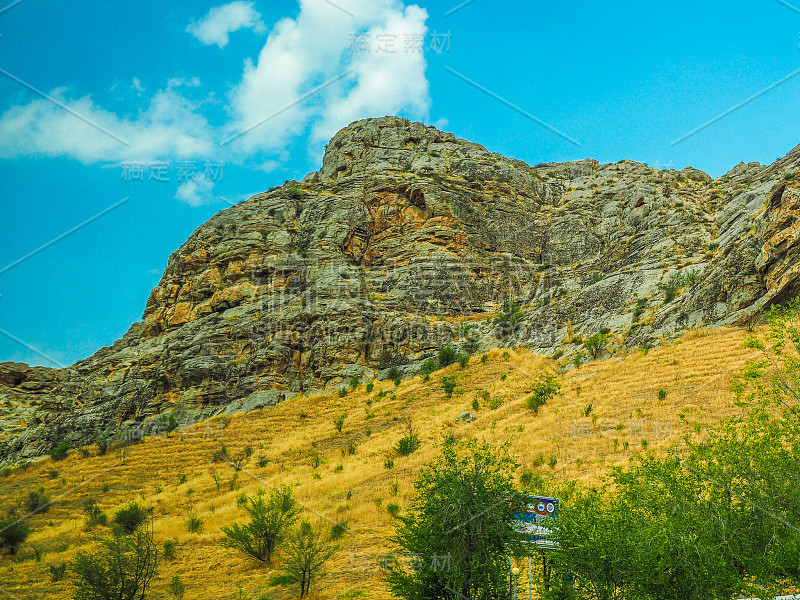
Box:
[0,83,215,164]
[175,176,216,207]
[0,1,432,192]
[225,0,431,157]
[187,1,266,48]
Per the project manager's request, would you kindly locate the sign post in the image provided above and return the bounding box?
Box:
[511,495,560,597]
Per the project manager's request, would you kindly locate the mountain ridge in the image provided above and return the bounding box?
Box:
[2,115,800,465]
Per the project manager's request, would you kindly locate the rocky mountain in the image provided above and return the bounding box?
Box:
[3,115,800,465]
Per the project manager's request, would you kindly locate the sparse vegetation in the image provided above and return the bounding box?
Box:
[441,375,457,398]
[221,486,298,564]
[72,526,158,600]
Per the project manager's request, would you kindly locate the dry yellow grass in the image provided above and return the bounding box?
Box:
[0,327,759,600]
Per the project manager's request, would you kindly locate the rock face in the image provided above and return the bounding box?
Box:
[3,115,800,464]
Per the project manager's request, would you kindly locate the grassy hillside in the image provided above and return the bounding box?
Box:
[0,327,758,600]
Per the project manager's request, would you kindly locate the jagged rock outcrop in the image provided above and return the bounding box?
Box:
[3,115,800,464]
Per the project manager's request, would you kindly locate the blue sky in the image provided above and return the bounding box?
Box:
[2,0,800,367]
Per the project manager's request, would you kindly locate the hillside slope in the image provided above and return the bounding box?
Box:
[4,115,800,464]
[0,327,758,599]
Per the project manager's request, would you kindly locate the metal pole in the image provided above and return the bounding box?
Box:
[529,554,532,600]
[510,556,513,598]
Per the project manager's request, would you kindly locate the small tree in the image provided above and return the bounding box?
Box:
[221,485,299,564]
[441,376,457,398]
[113,502,148,535]
[494,300,524,339]
[387,437,524,600]
[438,346,457,368]
[270,520,336,598]
[583,332,609,358]
[526,375,560,413]
[71,526,158,600]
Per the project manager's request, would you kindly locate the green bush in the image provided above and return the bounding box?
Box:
[85,501,107,528]
[168,574,185,599]
[334,414,347,433]
[287,186,303,199]
[186,515,203,533]
[365,382,374,393]
[480,354,488,364]
[0,516,30,555]
[471,398,480,411]
[420,358,437,378]
[387,502,401,518]
[393,378,401,387]
[113,502,148,535]
[395,428,421,456]
[24,488,51,514]
[48,561,67,581]
[384,458,395,469]
[441,376,457,398]
[438,346,457,367]
[330,521,348,540]
[71,527,158,600]
[221,485,299,564]
[584,332,609,358]
[494,300,525,338]
[162,539,177,560]
[527,375,560,413]
[349,376,361,390]
[457,353,469,368]
[386,366,401,381]
[50,442,69,461]
[657,388,668,401]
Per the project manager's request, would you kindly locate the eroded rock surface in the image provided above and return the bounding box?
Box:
[3,116,800,464]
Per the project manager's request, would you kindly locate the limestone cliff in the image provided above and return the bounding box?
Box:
[3,116,800,464]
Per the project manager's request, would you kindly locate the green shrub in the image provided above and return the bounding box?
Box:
[584,332,609,358]
[471,398,480,411]
[365,382,374,393]
[50,442,69,461]
[657,388,668,401]
[221,486,298,564]
[393,378,402,387]
[162,539,177,560]
[488,397,503,410]
[384,458,395,469]
[438,346,457,367]
[334,414,347,433]
[387,502,401,518]
[480,354,488,364]
[495,300,525,338]
[85,502,107,528]
[386,366,401,381]
[441,376,457,398]
[349,376,361,390]
[526,376,560,413]
[395,424,421,456]
[420,358,437,378]
[338,388,348,397]
[583,404,593,417]
[24,488,51,514]
[72,528,158,600]
[287,186,303,199]
[168,574,185,599]
[632,298,648,322]
[48,561,67,581]
[186,515,203,533]
[113,502,148,534]
[0,516,30,555]
[548,455,558,469]
[457,353,469,368]
[501,351,510,361]
[330,521,348,540]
